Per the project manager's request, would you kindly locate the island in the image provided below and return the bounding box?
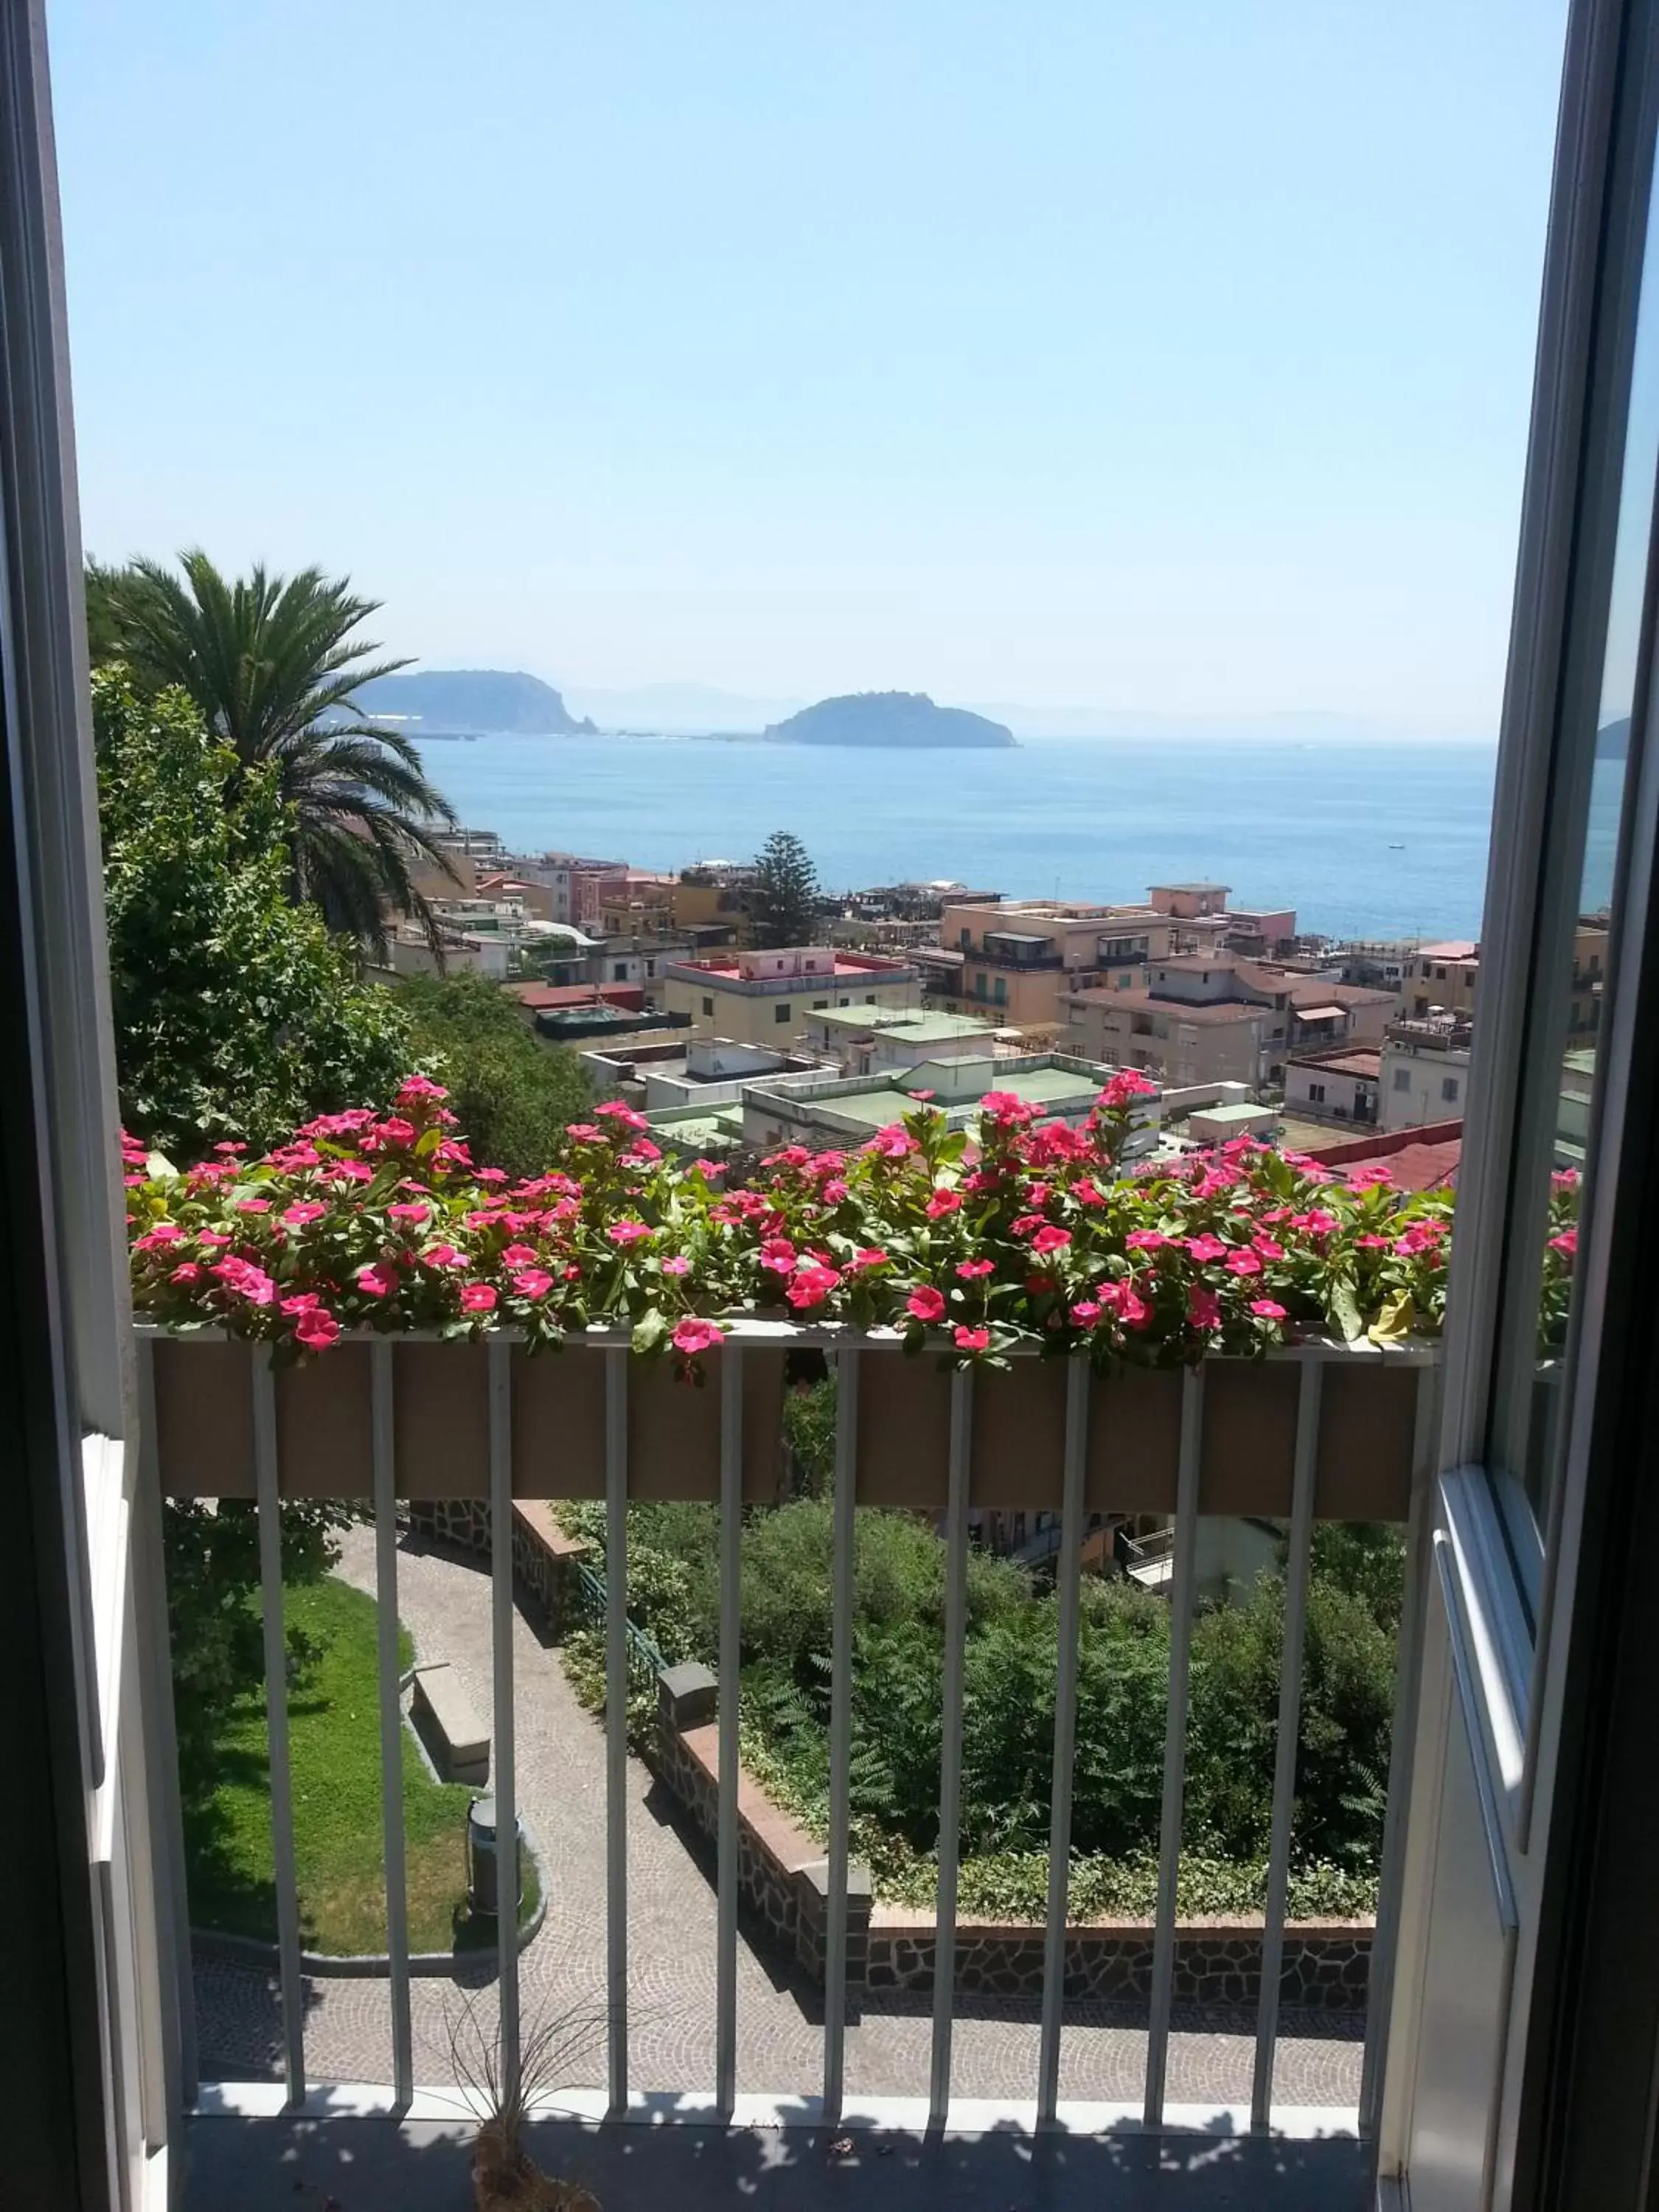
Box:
[355,669,597,736]
[763,691,1016,750]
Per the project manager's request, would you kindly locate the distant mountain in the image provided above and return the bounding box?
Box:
[765,691,1016,750]
[355,669,595,735]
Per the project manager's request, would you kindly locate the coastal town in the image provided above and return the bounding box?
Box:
[393,823,1606,1197]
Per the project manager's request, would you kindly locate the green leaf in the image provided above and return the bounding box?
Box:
[631,1307,669,1357]
[1368,1292,1415,1346]
[1329,1277,1365,1343]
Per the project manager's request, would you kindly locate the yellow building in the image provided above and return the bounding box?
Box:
[662,945,920,1048]
[925,899,1180,1029]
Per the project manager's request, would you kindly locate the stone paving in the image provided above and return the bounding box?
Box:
[192,1525,1366,2112]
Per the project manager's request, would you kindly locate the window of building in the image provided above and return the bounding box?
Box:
[993,976,1007,1005]
[701,995,714,1016]
[1394,1066,1412,1091]
[1441,1075,1461,1103]
[1309,1081,1326,1103]
[613,961,629,981]
[775,1003,791,1024]
[1435,964,1447,981]
[865,994,875,1004]
[959,927,972,949]
[813,998,829,1009]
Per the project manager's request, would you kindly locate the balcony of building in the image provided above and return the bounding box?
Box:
[127,1319,1437,2211]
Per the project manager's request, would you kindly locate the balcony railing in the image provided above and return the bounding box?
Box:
[143,1321,1437,2201]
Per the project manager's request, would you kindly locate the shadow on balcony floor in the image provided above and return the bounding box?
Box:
[183,2112,1373,2211]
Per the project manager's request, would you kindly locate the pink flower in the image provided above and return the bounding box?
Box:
[759,1236,799,1276]
[1357,1233,1391,1249]
[1250,1299,1287,1322]
[1548,1228,1578,1259]
[1073,1178,1105,1208]
[1252,1235,1285,1261]
[1186,1234,1228,1264]
[624,1138,663,1164]
[608,1220,651,1246]
[281,1292,321,1314]
[196,1228,232,1248]
[846,1248,889,1272]
[661,1255,692,1276]
[595,1099,651,1133]
[1393,1226,1435,1257]
[282,1202,327,1228]
[500,1242,538,1267]
[672,1316,723,1355]
[1118,1286,1151,1328]
[910,1088,936,1102]
[169,1262,203,1286]
[821,1179,849,1203]
[293,1307,340,1351]
[1292,1208,1340,1237]
[329,1159,375,1185]
[956,1259,995,1279]
[1031,1225,1072,1256]
[460,1282,498,1314]
[1225,1249,1262,1278]
[396,1074,449,1103]
[387,1200,430,1225]
[925,1189,961,1219]
[235,1197,271,1214]
[476,1166,509,1186]
[511,1269,555,1301]
[787,1264,842,1310]
[1099,1069,1158,1107]
[423,1242,466,1270]
[133,1224,184,1251]
[868,1124,919,1159]
[978,1091,1035,1124]
[953,1325,990,1352]
[356,1262,399,1298]
[1125,1229,1169,1252]
[1070,1300,1102,1326]
[565,1124,602,1144]
[906,1286,947,1324]
[372,1117,418,1147]
[1187,1286,1222,1330]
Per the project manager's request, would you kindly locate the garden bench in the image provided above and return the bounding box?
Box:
[411,1662,490,1786]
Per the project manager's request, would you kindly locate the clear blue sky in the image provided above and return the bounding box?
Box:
[47,0,1565,732]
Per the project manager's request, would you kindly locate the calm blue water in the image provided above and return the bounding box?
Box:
[414,732,1500,942]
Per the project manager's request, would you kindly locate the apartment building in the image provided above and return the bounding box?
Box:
[661,945,920,1047]
[801,1003,1001,1076]
[1381,1014,1475,1130]
[1068,951,1394,1089]
[928,897,1180,1029]
[740,1050,1158,1155]
[1284,1045,1382,1126]
[1147,880,1299,956]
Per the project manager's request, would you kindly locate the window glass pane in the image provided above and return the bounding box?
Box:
[1492,142,1659,1544]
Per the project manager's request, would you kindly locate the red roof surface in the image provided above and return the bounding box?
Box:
[1304,1119,1463,1192]
[511,982,645,1012]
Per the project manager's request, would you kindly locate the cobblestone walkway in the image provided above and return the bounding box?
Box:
[193,1527,1365,2111]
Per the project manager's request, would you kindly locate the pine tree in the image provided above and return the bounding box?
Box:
[751,829,821,947]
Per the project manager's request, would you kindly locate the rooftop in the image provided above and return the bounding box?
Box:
[807,1006,995,1041]
[1073,986,1265,1026]
[1287,1046,1382,1080]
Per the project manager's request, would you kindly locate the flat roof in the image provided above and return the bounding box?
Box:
[1294,1004,1351,1024]
[1288,1047,1382,1079]
[809,1006,995,1041]
[1074,987,1263,1026]
[1189,1101,1279,1125]
[1151,881,1231,894]
[983,928,1057,946]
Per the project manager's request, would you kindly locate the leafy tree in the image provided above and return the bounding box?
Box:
[97,667,414,1161]
[751,829,821,947]
[394,973,591,1178]
[88,551,457,953]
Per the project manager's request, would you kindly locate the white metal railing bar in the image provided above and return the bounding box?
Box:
[714,1344,744,2118]
[1358,1360,1440,2138]
[1037,1356,1091,2126]
[372,1340,413,2106]
[1143,1365,1205,2128]
[822,1346,860,2123]
[251,1346,305,2102]
[928,1366,973,2126]
[135,1335,197,2110]
[604,1347,629,2112]
[1251,1356,1324,2129]
[488,1338,520,2104]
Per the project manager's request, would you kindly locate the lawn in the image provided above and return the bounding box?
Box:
[184,1573,535,1955]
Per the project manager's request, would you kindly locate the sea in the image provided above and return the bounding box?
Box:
[414,731,1502,942]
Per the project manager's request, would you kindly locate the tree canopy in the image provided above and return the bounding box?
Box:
[97,667,414,1161]
[751,828,821,947]
[88,552,457,953]
[394,971,591,1180]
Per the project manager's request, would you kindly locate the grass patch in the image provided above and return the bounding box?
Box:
[184,1574,537,1955]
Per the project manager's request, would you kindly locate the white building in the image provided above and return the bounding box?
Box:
[1380,1016,1474,1130]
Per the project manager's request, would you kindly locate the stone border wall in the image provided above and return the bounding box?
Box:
[412,1499,1371,2011]
[408,1497,584,1633]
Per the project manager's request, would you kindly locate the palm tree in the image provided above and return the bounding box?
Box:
[91,551,459,953]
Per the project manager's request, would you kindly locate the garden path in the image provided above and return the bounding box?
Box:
[191,1523,1365,2112]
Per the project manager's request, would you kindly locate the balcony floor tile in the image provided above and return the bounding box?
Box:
[182,2113,1373,2211]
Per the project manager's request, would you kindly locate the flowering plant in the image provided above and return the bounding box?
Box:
[120,1068,1519,1378]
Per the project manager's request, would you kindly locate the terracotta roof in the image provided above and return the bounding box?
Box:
[1301,1118,1463,1192]
[1287,1047,1382,1079]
